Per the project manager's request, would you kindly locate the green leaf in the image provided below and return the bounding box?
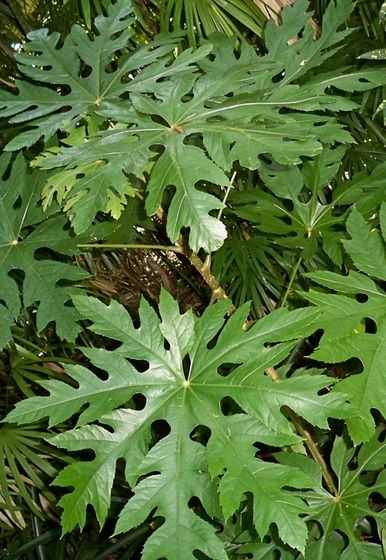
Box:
[34,126,152,233]
[4,290,351,556]
[333,162,386,216]
[206,416,312,552]
[0,0,178,150]
[303,205,386,442]
[237,541,297,559]
[343,207,386,279]
[312,316,386,444]
[146,139,228,252]
[264,0,353,83]
[232,147,347,264]
[14,4,384,250]
[304,434,386,559]
[0,154,89,348]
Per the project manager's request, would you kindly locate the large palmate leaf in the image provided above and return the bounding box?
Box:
[302,204,386,443]
[4,0,386,251]
[0,0,179,151]
[264,0,352,84]
[0,154,89,348]
[304,433,386,560]
[329,160,386,217]
[4,290,353,557]
[231,146,348,264]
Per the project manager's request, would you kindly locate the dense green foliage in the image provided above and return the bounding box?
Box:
[1,1,386,559]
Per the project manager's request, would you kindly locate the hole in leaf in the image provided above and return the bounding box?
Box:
[206,115,226,124]
[189,425,211,446]
[188,496,202,511]
[316,384,334,396]
[79,63,92,78]
[129,359,149,373]
[150,114,169,128]
[306,519,323,539]
[206,334,219,350]
[128,393,146,410]
[98,421,114,434]
[163,338,170,350]
[282,198,294,211]
[368,492,386,513]
[13,195,22,210]
[188,496,219,530]
[335,530,349,548]
[253,442,278,461]
[364,317,377,334]
[220,396,243,416]
[355,515,381,542]
[206,317,228,350]
[217,363,238,377]
[1,157,14,181]
[105,60,119,74]
[8,269,24,284]
[324,357,363,380]
[151,419,171,441]
[34,247,68,261]
[81,361,108,381]
[272,71,284,83]
[74,447,96,462]
[355,293,368,303]
[183,354,191,379]
[281,215,293,226]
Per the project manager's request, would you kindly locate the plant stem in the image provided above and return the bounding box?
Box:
[79,240,235,308]
[187,250,236,311]
[280,255,302,307]
[204,171,237,271]
[216,171,236,222]
[267,367,338,496]
[275,255,338,494]
[287,410,338,495]
[79,171,237,306]
[78,243,184,253]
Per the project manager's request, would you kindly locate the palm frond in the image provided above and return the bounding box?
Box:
[159,0,268,46]
[0,424,60,528]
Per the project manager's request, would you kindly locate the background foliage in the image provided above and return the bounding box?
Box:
[1,0,386,559]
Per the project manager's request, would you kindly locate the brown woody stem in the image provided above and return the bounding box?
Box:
[287,409,338,495]
[78,243,184,253]
[186,251,236,311]
[268,365,338,496]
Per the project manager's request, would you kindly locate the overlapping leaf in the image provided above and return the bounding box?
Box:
[302,204,386,443]
[5,290,353,557]
[0,0,179,151]
[304,433,386,560]
[231,146,348,264]
[0,154,89,348]
[3,0,385,250]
